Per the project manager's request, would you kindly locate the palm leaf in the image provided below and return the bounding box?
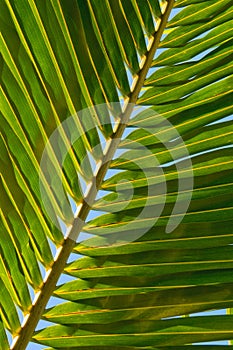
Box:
[0,0,233,349]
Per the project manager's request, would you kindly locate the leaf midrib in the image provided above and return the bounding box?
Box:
[10,2,175,349]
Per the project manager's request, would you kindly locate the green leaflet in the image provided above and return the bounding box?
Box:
[77,218,233,256]
[120,1,147,56]
[44,282,233,324]
[0,278,20,335]
[163,3,233,47]
[146,39,233,86]
[0,316,9,350]
[147,0,162,19]
[131,0,155,36]
[66,244,233,280]
[34,315,233,347]
[87,0,131,95]
[169,0,231,27]
[157,19,233,63]
[106,0,140,75]
[54,270,233,300]
[140,61,233,104]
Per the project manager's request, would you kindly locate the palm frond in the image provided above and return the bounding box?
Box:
[0,0,233,349]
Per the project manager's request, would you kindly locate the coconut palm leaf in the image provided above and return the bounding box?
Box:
[0,0,233,349]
